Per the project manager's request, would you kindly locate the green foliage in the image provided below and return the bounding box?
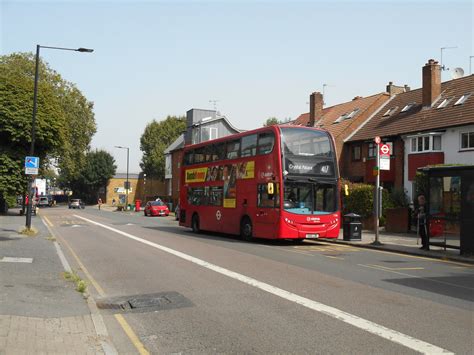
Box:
[414,171,429,198]
[342,182,392,220]
[388,187,409,208]
[140,116,186,180]
[263,117,292,126]
[69,150,116,203]
[0,52,95,200]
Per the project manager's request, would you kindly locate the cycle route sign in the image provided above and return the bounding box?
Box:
[25,156,39,175]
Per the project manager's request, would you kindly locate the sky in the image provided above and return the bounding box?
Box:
[1,0,473,173]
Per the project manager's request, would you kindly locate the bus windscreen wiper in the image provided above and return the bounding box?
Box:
[308,178,318,183]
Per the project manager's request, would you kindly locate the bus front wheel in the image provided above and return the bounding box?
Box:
[240,217,253,241]
[191,214,200,234]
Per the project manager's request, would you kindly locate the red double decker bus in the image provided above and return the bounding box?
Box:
[179,125,340,241]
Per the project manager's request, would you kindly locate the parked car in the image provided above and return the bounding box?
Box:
[69,199,85,209]
[174,203,180,221]
[144,200,169,217]
[38,196,50,207]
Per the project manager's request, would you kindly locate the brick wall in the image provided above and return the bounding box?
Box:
[171,149,183,207]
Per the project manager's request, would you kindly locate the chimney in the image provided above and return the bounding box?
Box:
[422,59,441,107]
[386,81,410,96]
[309,92,323,127]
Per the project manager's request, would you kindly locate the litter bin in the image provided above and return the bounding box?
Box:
[135,200,141,212]
[343,213,362,241]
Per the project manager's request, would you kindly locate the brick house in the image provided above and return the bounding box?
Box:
[164,108,242,208]
[345,59,474,201]
[291,91,391,175]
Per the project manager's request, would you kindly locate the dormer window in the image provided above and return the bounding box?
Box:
[334,108,360,123]
[454,93,471,106]
[382,106,398,117]
[400,103,415,113]
[437,97,452,109]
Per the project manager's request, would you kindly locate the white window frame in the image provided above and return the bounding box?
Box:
[409,134,442,153]
[164,154,172,179]
[460,131,474,150]
[454,93,471,106]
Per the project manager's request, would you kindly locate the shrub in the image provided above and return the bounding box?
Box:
[388,187,409,208]
[342,182,393,221]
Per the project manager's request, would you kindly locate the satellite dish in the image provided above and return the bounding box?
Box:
[451,67,464,79]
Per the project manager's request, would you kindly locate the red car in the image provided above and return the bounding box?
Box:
[144,201,169,217]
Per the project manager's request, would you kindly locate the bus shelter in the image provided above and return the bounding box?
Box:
[418,165,474,255]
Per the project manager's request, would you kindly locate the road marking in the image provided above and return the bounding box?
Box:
[324,255,345,260]
[312,240,474,268]
[75,214,453,355]
[0,257,33,263]
[115,314,150,355]
[359,264,474,291]
[59,236,107,297]
[368,265,425,271]
[43,215,54,227]
[53,222,149,355]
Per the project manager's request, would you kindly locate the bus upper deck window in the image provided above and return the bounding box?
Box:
[258,132,275,154]
[226,140,241,159]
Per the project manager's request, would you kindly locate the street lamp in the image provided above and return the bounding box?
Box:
[115,146,130,210]
[26,44,93,230]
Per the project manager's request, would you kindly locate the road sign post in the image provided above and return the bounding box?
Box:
[372,139,382,245]
[25,156,40,230]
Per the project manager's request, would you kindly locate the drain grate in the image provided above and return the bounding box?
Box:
[96,292,192,313]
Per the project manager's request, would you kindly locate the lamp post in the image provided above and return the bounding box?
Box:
[115,146,130,209]
[25,44,93,230]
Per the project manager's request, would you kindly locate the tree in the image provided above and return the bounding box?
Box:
[263,117,280,126]
[263,117,292,126]
[140,116,186,180]
[0,52,96,203]
[69,150,116,203]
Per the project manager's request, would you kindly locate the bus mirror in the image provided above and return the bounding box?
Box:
[344,184,349,196]
[267,182,274,195]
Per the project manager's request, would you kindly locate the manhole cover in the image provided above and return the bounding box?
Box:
[96,292,192,313]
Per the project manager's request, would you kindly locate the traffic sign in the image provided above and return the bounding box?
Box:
[380,157,390,170]
[379,144,391,157]
[374,136,381,144]
[25,156,39,169]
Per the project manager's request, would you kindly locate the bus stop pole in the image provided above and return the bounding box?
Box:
[373,143,382,245]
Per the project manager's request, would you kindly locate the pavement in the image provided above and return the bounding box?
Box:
[0,208,116,354]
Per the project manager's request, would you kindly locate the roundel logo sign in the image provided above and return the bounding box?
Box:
[216,210,222,221]
[380,144,390,156]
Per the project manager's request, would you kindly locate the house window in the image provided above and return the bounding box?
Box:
[352,146,361,161]
[454,93,471,106]
[436,97,452,109]
[368,143,376,158]
[461,131,474,149]
[401,103,415,112]
[201,127,217,142]
[410,135,442,153]
[382,106,398,117]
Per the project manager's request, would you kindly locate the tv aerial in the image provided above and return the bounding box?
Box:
[451,67,465,79]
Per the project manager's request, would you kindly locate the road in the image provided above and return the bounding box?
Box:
[40,206,473,354]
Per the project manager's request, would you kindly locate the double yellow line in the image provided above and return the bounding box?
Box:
[42,215,150,355]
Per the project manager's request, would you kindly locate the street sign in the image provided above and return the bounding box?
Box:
[379,144,391,157]
[374,136,381,144]
[25,156,39,175]
[380,157,390,170]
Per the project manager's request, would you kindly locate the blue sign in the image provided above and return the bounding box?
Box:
[25,156,40,169]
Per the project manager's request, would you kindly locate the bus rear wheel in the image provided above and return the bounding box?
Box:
[191,214,200,234]
[240,217,253,241]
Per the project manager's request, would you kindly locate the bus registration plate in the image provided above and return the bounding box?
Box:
[306,234,319,239]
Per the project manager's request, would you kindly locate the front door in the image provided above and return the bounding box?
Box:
[254,184,279,238]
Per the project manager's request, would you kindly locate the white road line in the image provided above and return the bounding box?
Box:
[0,257,33,263]
[74,214,453,355]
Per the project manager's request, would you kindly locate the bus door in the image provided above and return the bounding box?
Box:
[254,183,279,238]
